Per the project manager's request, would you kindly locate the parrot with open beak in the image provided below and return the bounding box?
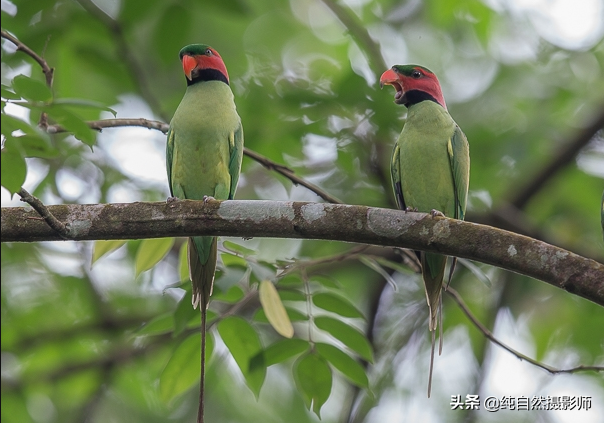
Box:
[380,64,470,397]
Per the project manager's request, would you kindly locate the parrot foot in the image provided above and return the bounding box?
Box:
[202,195,216,203]
[167,196,180,204]
[430,209,445,218]
[404,207,418,213]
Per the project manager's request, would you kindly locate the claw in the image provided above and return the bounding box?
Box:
[167,196,179,204]
[430,209,445,218]
[202,195,216,204]
[405,207,418,213]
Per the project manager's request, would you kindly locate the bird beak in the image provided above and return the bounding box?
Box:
[182,55,197,81]
[379,69,398,89]
[380,69,404,103]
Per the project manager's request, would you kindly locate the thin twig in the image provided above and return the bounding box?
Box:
[319,0,387,74]
[47,118,170,134]
[243,148,344,203]
[446,286,604,374]
[47,118,344,204]
[1,29,54,87]
[1,29,54,127]
[17,188,70,239]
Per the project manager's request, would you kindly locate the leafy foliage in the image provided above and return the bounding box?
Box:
[2,0,603,422]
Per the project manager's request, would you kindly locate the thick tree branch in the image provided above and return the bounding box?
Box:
[509,106,604,209]
[2,200,602,305]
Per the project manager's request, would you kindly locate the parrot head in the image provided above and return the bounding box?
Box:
[179,44,229,86]
[380,65,446,110]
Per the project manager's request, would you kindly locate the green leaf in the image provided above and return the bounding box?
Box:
[279,289,306,302]
[11,75,52,102]
[313,292,364,319]
[259,280,294,338]
[222,240,256,256]
[136,313,174,337]
[314,316,373,362]
[294,352,332,417]
[19,134,58,158]
[220,252,248,269]
[159,332,213,403]
[135,237,175,276]
[254,338,309,368]
[178,241,189,281]
[174,289,198,336]
[211,285,244,303]
[218,316,265,397]
[315,342,368,388]
[91,240,127,265]
[1,84,21,100]
[45,106,96,146]
[52,98,117,116]
[1,113,35,135]
[312,274,341,289]
[1,140,26,195]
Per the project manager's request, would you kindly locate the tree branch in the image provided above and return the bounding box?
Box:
[509,106,604,209]
[1,29,54,127]
[319,0,387,74]
[1,29,54,87]
[2,199,602,305]
[446,287,604,374]
[46,118,343,204]
[17,188,69,239]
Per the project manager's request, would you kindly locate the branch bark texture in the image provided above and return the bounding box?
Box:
[2,200,602,306]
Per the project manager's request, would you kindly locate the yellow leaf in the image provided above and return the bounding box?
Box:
[178,241,189,281]
[91,240,127,265]
[259,280,294,338]
[135,238,175,276]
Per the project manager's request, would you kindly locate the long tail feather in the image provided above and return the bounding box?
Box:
[421,252,447,397]
[188,237,217,423]
[428,329,435,398]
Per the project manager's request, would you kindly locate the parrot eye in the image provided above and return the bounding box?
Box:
[205,48,213,56]
[412,70,422,79]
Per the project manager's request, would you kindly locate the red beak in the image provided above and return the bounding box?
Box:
[182,55,197,81]
[379,68,399,89]
[380,68,405,103]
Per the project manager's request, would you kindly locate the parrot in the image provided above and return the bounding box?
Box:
[380,64,470,397]
[167,44,243,422]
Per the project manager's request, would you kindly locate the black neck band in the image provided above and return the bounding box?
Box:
[187,68,229,86]
[400,89,439,107]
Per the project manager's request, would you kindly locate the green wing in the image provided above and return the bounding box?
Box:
[447,126,470,220]
[228,122,244,200]
[390,142,406,210]
[166,127,175,197]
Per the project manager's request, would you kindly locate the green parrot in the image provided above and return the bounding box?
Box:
[380,65,470,397]
[167,44,243,422]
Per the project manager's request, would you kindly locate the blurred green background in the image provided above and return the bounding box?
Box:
[2,0,603,422]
